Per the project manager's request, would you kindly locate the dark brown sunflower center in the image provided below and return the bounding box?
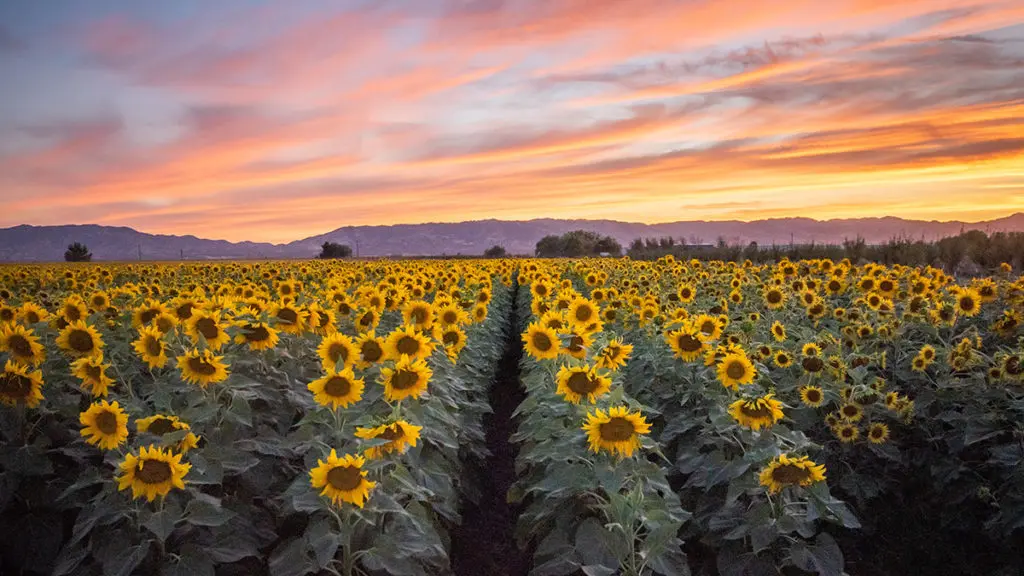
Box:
[0,372,33,399]
[359,312,374,326]
[276,308,298,324]
[25,311,41,324]
[187,356,218,376]
[678,334,702,352]
[804,389,822,402]
[604,310,617,321]
[442,331,460,346]
[599,417,635,442]
[327,465,362,490]
[802,357,824,373]
[68,329,95,352]
[195,317,219,340]
[380,425,404,441]
[85,364,103,381]
[766,291,782,304]
[245,325,271,342]
[324,376,351,397]
[531,332,553,351]
[574,306,593,322]
[361,341,383,363]
[396,336,421,356]
[841,405,860,418]
[328,343,349,364]
[391,369,421,390]
[91,296,107,308]
[64,306,82,321]
[739,403,771,418]
[700,321,716,335]
[147,418,178,435]
[870,427,886,439]
[337,302,351,315]
[725,361,747,380]
[95,410,119,435]
[771,464,811,485]
[840,427,856,438]
[136,459,172,484]
[410,307,428,324]
[959,296,975,311]
[176,303,195,320]
[144,336,163,357]
[8,335,33,358]
[566,372,599,394]
[442,311,458,324]
[140,309,160,325]
[681,289,692,299]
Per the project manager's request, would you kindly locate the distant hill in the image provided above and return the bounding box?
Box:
[2,214,1023,261]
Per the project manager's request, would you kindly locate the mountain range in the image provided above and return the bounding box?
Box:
[2,214,1023,261]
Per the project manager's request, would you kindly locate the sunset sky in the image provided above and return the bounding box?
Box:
[1,0,1022,243]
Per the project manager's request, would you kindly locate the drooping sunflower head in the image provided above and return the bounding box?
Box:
[117,444,191,502]
[381,355,432,401]
[0,360,44,408]
[309,450,376,508]
[728,394,785,431]
[355,420,423,459]
[758,454,826,494]
[582,406,651,459]
[0,323,45,365]
[354,333,385,369]
[133,325,168,369]
[555,364,612,404]
[71,356,114,397]
[235,321,279,351]
[56,320,105,358]
[79,399,129,450]
[384,324,436,361]
[176,349,230,388]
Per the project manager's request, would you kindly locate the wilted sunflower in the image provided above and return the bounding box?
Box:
[308,368,365,409]
[354,333,386,369]
[582,406,651,458]
[71,356,115,397]
[402,300,435,330]
[56,320,105,358]
[717,352,756,390]
[522,322,560,360]
[116,445,191,502]
[176,349,229,387]
[381,355,432,401]
[355,420,423,459]
[666,325,706,362]
[0,359,44,408]
[318,333,357,373]
[728,394,785,431]
[79,399,129,450]
[759,454,826,493]
[186,310,230,350]
[309,450,375,508]
[136,414,201,452]
[133,325,168,369]
[555,364,612,404]
[867,422,890,444]
[383,324,436,361]
[235,321,279,351]
[799,385,824,407]
[595,339,633,371]
[0,323,45,365]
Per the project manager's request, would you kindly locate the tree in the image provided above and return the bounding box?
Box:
[64,242,92,262]
[318,241,352,259]
[535,230,621,257]
[483,245,507,258]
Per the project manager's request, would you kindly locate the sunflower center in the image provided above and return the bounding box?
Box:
[25,311,41,324]
[245,325,271,342]
[531,332,553,351]
[700,321,716,335]
[136,459,173,484]
[328,343,349,364]
[188,356,218,376]
[68,329,95,352]
[361,341,383,363]
[140,309,160,325]
[599,417,635,442]
[802,357,824,373]
[391,369,420,390]
[766,291,782,304]
[324,376,351,397]
[442,311,458,324]
[677,334,702,352]
[442,331,460,346]
[396,336,421,356]
[739,402,771,418]
[147,418,178,435]
[64,306,82,322]
[95,410,119,435]
[277,308,298,324]
[85,364,103,381]
[575,306,593,322]
[568,335,584,353]
[0,372,33,399]
[771,464,811,485]
[380,425,404,441]
[959,296,975,311]
[870,427,885,439]
[8,334,33,358]
[337,302,351,315]
[566,372,599,395]
[359,312,374,326]
[327,465,363,491]
[805,390,822,403]
[841,405,860,418]
[411,308,428,323]
[176,303,195,320]
[195,317,219,340]
[725,361,747,380]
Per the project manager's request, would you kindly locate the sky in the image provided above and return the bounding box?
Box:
[0,0,1022,243]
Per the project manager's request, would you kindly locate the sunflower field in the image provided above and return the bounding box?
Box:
[0,260,515,575]
[3,256,1024,576]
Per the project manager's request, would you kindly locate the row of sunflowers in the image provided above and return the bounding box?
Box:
[0,260,513,576]
[513,256,1024,576]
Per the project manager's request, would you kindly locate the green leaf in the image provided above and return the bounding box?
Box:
[581,566,617,576]
[102,542,150,576]
[575,517,617,569]
[807,533,844,576]
[647,546,690,576]
[205,529,260,563]
[304,517,341,569]
[164,544,215,576]
[52,543,89,576]
[142,502,181,543]
[268,537,314,576]
[184,494,235,527]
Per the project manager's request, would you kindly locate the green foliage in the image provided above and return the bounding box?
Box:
[536,230,623,258]
[317,242,352,259]
[65,242,93,262]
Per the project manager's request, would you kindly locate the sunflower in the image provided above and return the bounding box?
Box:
[71,356,115,397]
[560,327,593,359]
[355,420,423,459]
[270,302,308,334]
[472,303,488,323]
[728,394,785,431]
[839,402,864,422]
[693,314,723,341]
[867,422,890,444]
[772,350,793,369]
[234,321,279,351]
[381,355,432,401]
[383,324,436,362]
[834,423,860,443]
[116,445,191,502]
[0,360,44,408]
[309,450,375,508]
[133,325,168,369]
[567,298,599,328]
[770,321,786,342]
[666,326,706,362]
[308,368,365,409]
[954,288,981,317]
[436,325,467,356]
[717,352,756,390]
[176,349,230,388]
[56,320,105,358]
[759,454,826,493]
[184,310,230,351]
[318,333,357,373]
[401,300,434,330]
[801,342,821,357]
[151,312,178,335]
[59,296,89,324]
[763,287,787,310]
[677,284,696,303]
[522,322,560,360]
[354,333,386,369]
[79,400,129,450]
[799,385,824,407]
[436,304,469,327]
[911,355,929,372]
[136,414,201,452]
[582,406,651,458]
[0,323,45,365]
[555,364,612,404]
[595,339,633,371]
